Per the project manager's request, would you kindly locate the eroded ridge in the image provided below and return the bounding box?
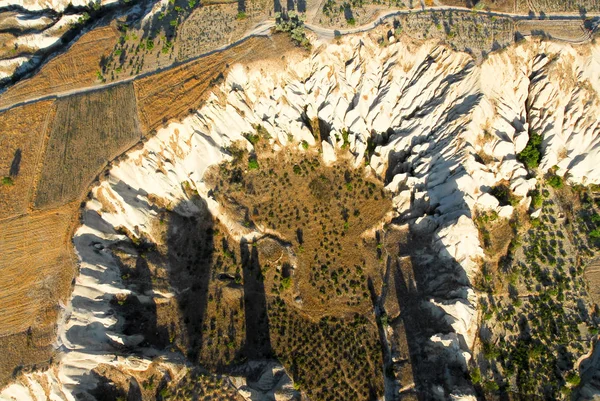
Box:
[3,31,600,401]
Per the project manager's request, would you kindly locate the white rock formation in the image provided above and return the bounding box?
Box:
[0,0,118,12]
[3,31,600,400]
[0,13,87,81]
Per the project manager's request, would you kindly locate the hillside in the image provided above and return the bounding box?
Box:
[1,2,600,400]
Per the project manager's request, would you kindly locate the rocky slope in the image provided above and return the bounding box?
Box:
[2,31,600,400]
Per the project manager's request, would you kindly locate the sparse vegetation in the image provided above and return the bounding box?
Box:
[200,139,392,400]
[475,183,599,399]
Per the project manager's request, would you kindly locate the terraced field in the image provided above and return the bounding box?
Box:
[0,101,56,219]
[34,83,142,209]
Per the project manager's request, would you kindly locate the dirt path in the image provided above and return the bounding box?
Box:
[0,8,597,113]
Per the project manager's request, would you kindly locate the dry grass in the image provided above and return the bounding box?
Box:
[134,34,302,132]
[202,142,391,400]
[34,83,142,209]
[0,203,78,386]
[516,20,589,43]
[0,326,56,389]
[0,100,56,219]
[0,204,78,335]
[0,26,119,110]
[206,143,393,317]
[176,4,254,61]
[516,0,600,12]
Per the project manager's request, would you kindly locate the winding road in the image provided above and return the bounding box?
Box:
[0,5,598,113]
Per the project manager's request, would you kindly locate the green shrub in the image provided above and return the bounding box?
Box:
[483,380,499,392]
[529,188,542,209]
[275,12,311,49]
[482,341,501,359]
[244,132,260,145]
[281,277,292,290]
[491,184,520,206]
[547,174,563,189]
[1,176,14,186]
[248,157,259,170]
[518,131,543,170]
[470,367,482,384]
[566,372,581,386]
[341,129,350,149]
[301,140,309,150]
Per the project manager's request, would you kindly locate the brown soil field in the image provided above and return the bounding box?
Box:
[516,0,600,12]
[34,83,142,209]
[0,100,56,219]
[134,34,304,132]
[516,19,589,41]
[0,203,79,386]
[0,26,119,110]
[176,3,254,61]
[585,257,600,305]
[206,140,393,317]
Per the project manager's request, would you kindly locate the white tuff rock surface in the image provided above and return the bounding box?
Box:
[3,32,600,400]
[0,0,118,12]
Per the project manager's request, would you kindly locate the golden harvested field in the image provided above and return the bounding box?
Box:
[134,34,302,132]
[0,100,56,219]
[34,83,142,209]
[0,26,119,110]
[0,203,78,386]
[0,204,77,336]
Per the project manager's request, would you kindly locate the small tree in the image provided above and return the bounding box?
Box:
[518,131,543,170]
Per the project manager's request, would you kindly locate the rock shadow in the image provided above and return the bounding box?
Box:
[165,197,215,362]
[384,133,479,397]
[239,238,274,360]
[9,148,21,177]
